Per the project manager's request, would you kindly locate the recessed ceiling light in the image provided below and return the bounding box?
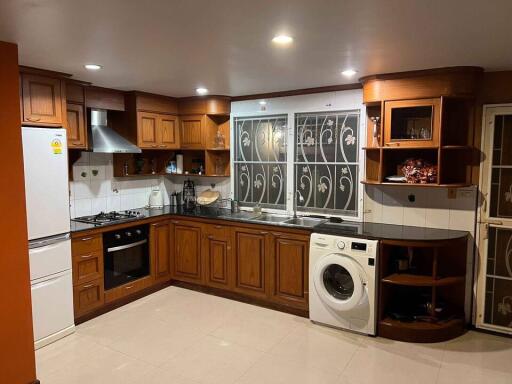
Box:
[342,69,357,77]
[272,35,293,45]
[259,100,267,105]
[196,87,208,95]
[84,64,102,71]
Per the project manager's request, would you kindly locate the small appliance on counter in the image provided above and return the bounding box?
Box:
[182,179,196,211]
[148,186,164,208]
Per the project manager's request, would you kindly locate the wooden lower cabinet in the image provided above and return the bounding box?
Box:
[203,223,231,289]
[171,219,203,283]
[270,232,309,310]
[73,279,104,317]
[72,250,103,286]
[232,227,270,299]
[151,220,171,283]
[104,276,152,304]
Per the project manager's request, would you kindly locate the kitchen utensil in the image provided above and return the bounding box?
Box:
[197,189,221,206]
[182,179,196,211]
[176,154,183,174]
[230,199,240,213]
[148,186,164,208]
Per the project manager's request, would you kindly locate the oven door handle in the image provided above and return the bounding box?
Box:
[106,239,147,253]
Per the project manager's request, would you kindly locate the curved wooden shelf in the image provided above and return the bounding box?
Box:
[361,180,472,188]
[378,317,465,343]
[382,274,465,287]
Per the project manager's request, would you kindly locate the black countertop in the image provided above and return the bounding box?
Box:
[70,205,468,242]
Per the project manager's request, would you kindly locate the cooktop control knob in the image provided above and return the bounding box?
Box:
[126,231,132,237]
[114,234,121,240]
[337,241,346,250]
[135,229,142,235]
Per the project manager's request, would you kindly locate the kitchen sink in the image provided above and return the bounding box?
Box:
[219,211,259,220]
[248,214,291,223]
[283,217,327,227]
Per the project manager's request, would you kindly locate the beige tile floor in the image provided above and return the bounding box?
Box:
[36,287,512,384]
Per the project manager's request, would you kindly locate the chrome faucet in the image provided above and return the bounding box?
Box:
[294,190,305,218]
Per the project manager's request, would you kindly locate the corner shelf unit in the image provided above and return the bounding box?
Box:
[378,236,468,342]
[361,67,481,188]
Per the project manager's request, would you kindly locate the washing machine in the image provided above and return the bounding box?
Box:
[309,233,378,335]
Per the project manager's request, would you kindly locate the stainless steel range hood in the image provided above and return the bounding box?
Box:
[90,109,141,153]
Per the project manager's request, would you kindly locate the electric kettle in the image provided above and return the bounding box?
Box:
[148,186,164,208]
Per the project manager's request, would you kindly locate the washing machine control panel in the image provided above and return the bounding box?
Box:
[351,242,367,252]
[336,240,346,250]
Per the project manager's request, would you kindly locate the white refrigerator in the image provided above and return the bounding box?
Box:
[22,127,75,349]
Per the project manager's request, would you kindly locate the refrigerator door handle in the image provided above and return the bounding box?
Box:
[29,233,71,249]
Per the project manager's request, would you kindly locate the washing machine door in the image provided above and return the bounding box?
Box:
[313,253,364,312]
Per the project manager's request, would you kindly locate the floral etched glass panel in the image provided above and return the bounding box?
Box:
[490,115,512,218]
[484,227,512,329]
[234,115,287,209]
[295,111,359,216]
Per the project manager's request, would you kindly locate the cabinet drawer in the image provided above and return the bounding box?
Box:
[203,223,230,240]
[72,234,102,255]
[73,279,104,318]
[72,250,103,285]
[104,276,150,304]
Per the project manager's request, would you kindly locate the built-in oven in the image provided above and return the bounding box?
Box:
[103,224,150,290]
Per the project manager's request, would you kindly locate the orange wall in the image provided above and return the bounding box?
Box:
[0,41,37,383]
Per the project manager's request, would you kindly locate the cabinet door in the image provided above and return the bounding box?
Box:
[73,278,104,318]
[171,220,202,283]
[270,233,309,310]
[383,98,441,148]
[137,111,159,148]
[151,221,171,283]
[66,103,87,149]
[180,114,205,148]
[159,115,179,149]
[72,250,103,286]
[22,74,64,125]
[233,228,270,299]
[203,224,231,289]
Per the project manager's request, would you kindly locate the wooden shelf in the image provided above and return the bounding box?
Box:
[164,173,229,178]
[382,274,465,287]
[206,148,230,151]
[441,145,472,150]
[378,316,465,343]
[362,180,472,188]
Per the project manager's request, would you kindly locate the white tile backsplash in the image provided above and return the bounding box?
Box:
[68,152,231,218]
[363,184,478,322]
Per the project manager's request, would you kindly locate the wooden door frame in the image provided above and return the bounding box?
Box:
[475,104,512,334]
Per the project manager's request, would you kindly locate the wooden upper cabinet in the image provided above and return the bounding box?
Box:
[232,227,270,299]
[137,111,159,148]
[66,103,87,148]
[180,114,205,149]
[171,220,203,283]
[178,96,231,115]
[159,115,179,149]
[21,73,65,126]
[151,220,171,283]
[270,232,309,310]
[383,98,441,148]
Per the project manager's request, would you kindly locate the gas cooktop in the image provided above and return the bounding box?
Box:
[72,210,144,225]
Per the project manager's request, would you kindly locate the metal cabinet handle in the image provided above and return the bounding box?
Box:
[107,239,147,253]
[125,285,134,290]
[81,237,94,241]
[171,220,179,224]
[385,142,400,146]
[260,231,268,235]
[26,117,41,122]
[208,235,214,239]
[80,254,93,259]
[159,145,167,148]
[214,225,223,229]
[83,284,94,289]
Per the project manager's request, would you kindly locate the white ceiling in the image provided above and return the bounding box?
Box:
[1,0,511,97]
